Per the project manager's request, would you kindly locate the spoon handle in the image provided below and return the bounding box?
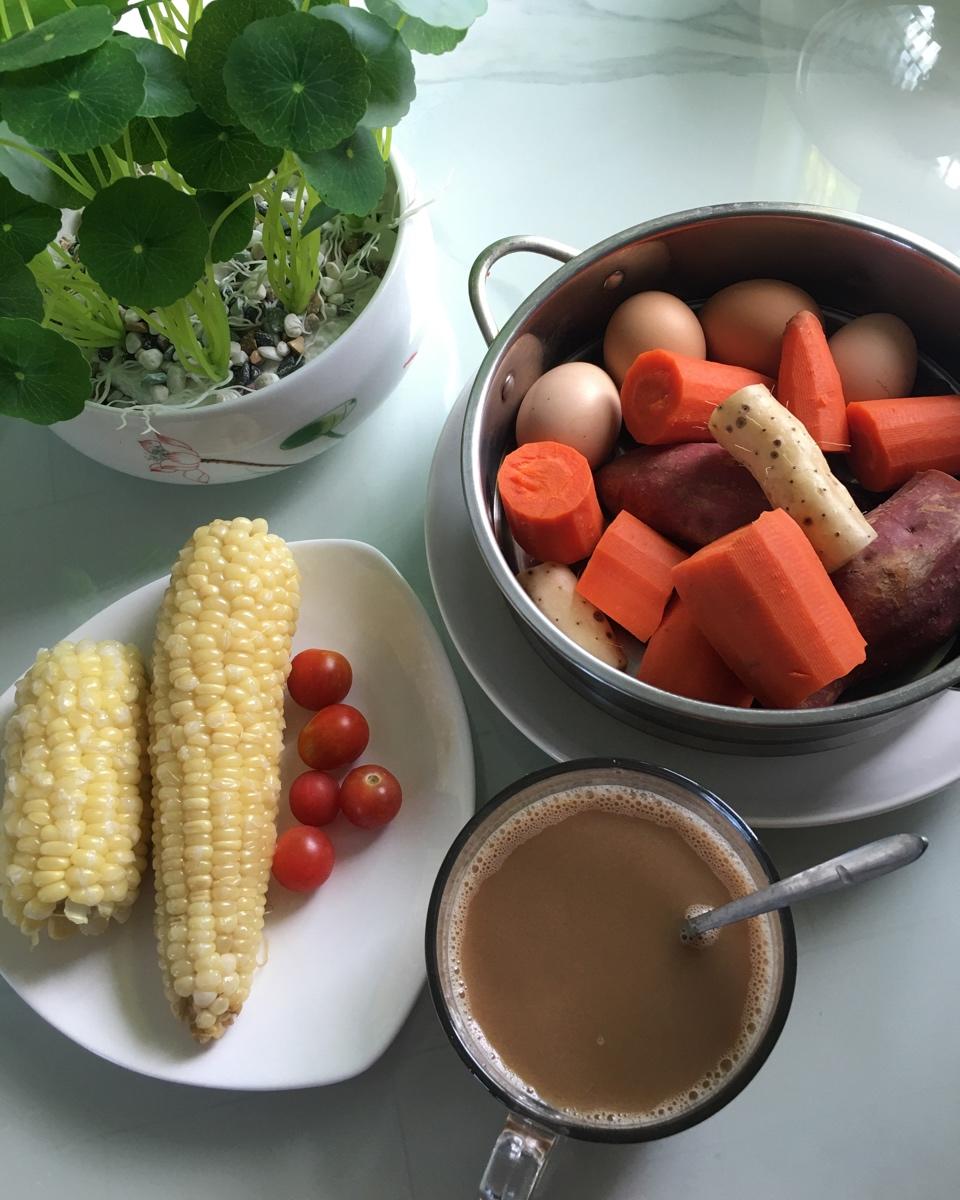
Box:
[683,833,928,939]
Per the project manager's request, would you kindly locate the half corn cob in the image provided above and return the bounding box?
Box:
[149,517,299,1041]
[0,639,149,942]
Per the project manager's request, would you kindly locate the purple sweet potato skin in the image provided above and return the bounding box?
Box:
[596,444,770,548]
[832,470,960,681]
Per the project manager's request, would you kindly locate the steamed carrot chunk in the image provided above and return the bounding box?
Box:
[638,598,753,708]
[672,508,865,708]
[498,441,604,564]
[575,512,687,642]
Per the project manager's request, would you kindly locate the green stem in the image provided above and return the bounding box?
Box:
[0,1,11,39]
[146,117,169,160]
[58,151,92,190]
[0,140,95,199]
[122,127,136,176]
[16,0,32,31]
[86,149,108,189]
[101,142,131,183]
[207,187,256,255]
[162,0,188,34]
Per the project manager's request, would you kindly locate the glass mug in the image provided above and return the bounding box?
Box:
[425,759,797,1199]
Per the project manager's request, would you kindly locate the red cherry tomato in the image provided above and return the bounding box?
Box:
[298,703,369,770]
[339,764,402,829]
[287,649,353,710]
[289,770,340,826]
[272,826,335,892]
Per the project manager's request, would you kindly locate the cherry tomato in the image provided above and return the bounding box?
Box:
[272,826,335,892]
[289,770,340,826]
[339,764,403,829]
[287,649,353,710]
[298,703,369,770]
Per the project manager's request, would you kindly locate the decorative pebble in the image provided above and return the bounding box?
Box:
[123,310,144,329]
[141,371,167,388]
[228,340,246,365]
[261,307,285,335]
[249,243,266,261]
[250,350,263,365]
[124,332,142,354]
[258,345,280,362]
[288,335,306,355]
[277,355,302,378]
[304,313,321,333]
[163,345,177,361]
[97,347,115,363]
[157,335,170,350]
[283,313,304,339]
[137,347,164,371]
[329,292,344,305]
[150,385,169,404]
[231,362,253,386]
[254,330,276,347]
[254,372,279,390]
[256,284,267,300]
[276,341,289,358]
[325,262,342,281]
[166,363,187,393]
[319,277,338,297]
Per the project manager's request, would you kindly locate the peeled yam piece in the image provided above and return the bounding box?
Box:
[518,562,626,669]
[709,384,876,572]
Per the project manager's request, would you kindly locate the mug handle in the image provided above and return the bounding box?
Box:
[478,1114,557,1199]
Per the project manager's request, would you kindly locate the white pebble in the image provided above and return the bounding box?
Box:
[228,341,246,366]
[319,277,338,297]
[276,341,289,358]
[123,310,143,329]
[258,345,280,362]
[256,284,267,300]
[150,385,169,404]
[253,372,279,390]
[249,227,263,246]
[137,347,164,371]
[325,262,342,281]
[283,313,303,339]
[329,292,344,305]
[124,332,142,354]
[304,313,321,333]
[166,363,187,393]
[249,243,266,261]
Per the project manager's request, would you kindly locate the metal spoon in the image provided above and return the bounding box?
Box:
[681,833,928,943]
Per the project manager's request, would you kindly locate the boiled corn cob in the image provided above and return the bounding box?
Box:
[149,517,299,1041]
[0,639,149,942]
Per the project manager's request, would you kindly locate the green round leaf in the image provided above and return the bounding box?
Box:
[186,0,295,126]
[115,115,171,166]
[223,13,369,154]
[311,6,415,128]
[387,0,485,28]
[197,190,255,262]
[0,176,60,261]
[0,316,90,425]
[301,199,339,238]
[0,246,44,321]
[114,35,196,119]
[4,0,125,39]
[364,0,466,54]
[297,129,386,216]
[0,122,86,208]
[0,8,115,72]
[167,109,281,191]
[0,41,146,155]
[77,176,208,310]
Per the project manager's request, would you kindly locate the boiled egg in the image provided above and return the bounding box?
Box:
[603,291,705,385]
[515,362,621,468]
[828,313,917,400]
[699,279,822,376]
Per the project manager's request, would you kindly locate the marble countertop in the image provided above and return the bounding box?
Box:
[2,2,959,1197]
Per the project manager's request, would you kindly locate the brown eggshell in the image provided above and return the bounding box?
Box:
[699,279,822,376]
[828,313,917,401]
[603,291,705,385]
[515,362,621,468]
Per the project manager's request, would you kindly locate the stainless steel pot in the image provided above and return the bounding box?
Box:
[461,204,960,753]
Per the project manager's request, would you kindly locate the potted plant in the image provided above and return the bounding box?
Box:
[0,0,484,483]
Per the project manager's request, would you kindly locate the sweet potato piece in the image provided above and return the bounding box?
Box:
[596,444,770,548]
[832,470,960,681]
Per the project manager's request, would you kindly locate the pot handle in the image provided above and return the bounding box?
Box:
[469,235,578,345]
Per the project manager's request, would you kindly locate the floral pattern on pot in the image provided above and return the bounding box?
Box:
[138,433,289,484]
[280,398,357,450]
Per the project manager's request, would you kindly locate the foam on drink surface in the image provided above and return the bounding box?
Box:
[447,784,778,1127]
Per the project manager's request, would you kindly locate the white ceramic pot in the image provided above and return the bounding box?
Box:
[50,152,433,484]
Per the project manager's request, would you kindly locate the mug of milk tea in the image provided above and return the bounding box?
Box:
[425,759,797,1199]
